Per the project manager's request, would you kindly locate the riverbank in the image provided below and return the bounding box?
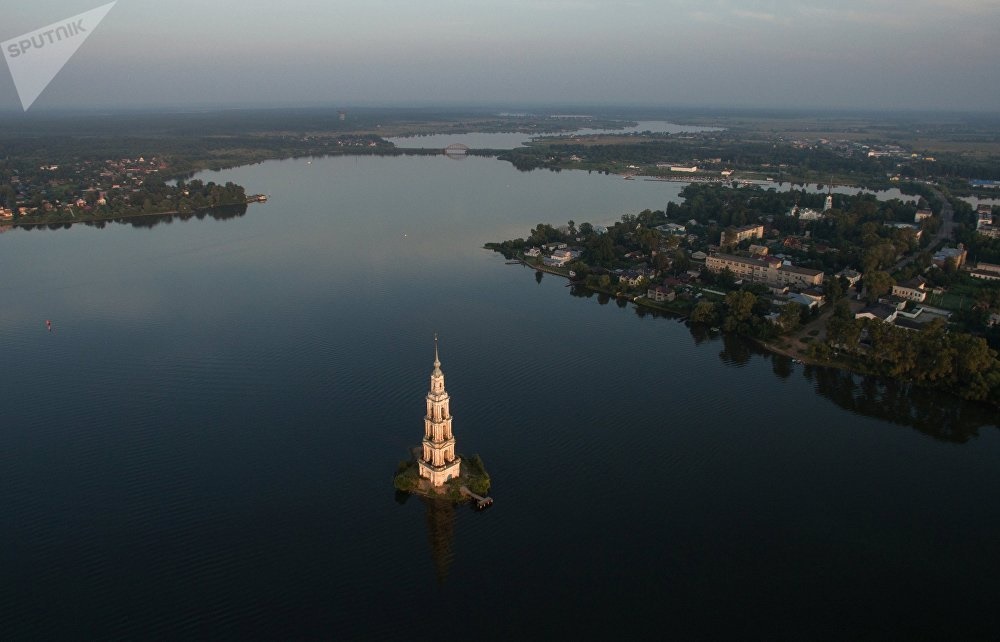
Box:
[7,202,254,230]
[500,255,999,408]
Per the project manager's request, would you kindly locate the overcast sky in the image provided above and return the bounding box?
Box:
[3,0,999,112]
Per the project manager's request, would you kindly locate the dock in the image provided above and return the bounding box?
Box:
[459,486,494,510]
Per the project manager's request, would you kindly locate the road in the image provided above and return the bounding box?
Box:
[890,187,954,273]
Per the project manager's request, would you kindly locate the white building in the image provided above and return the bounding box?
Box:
[418,340,462,487]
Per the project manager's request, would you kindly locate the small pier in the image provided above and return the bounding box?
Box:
[460,486,494,510]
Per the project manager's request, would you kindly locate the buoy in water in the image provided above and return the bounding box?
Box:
[46,320,52,331]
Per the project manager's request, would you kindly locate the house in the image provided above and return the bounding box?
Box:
[619,270,645,287]
[543,250,573,267]
[525,247,541,257]
[892,277,927,302]
[914,209,933,222]
[646,285,675,302]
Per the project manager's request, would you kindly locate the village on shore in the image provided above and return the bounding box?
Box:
[488,182,1000,403]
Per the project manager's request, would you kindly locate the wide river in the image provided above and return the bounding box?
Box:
[2,153,998,638]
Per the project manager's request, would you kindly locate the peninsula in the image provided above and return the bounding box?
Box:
[487,182,1000,406]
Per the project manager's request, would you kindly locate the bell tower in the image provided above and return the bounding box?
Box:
[418,336,462,486]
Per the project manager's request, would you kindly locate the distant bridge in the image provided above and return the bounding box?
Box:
[443,143,470,159]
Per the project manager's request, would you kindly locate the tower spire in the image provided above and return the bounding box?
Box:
[419,335,461,487]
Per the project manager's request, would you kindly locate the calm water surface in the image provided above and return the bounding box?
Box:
[1,154,998,638]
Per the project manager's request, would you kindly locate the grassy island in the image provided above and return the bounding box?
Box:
[393,454,491,504]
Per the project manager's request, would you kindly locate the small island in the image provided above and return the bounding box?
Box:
[393,338,492,507]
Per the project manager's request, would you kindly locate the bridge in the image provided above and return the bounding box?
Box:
[443,143,470,159]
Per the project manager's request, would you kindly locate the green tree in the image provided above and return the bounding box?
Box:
[863,271,894,303]
[779,302,802,332]
[690,301,717,324]
[824,276,844,303]
[725,290,756,322]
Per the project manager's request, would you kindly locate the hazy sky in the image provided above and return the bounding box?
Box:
[3,0,999,112]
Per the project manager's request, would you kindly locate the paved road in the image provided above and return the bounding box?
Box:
[890,187,954,273]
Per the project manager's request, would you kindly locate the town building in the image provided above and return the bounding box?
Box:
[417,339,462,487]
[855,304,898,323]
[976,205,999,238]
[914,208,933,222]
[720,224,764,248]
[655,222,686,235]
[932,245,968,269]
[977,205,993,228]
[788,204,825,221]
[968,262,1000,281]
[887,222,923,240]
[836,268,863,287]
[892,277,928,302]
[979,225,1000,239]
[705,253,824,289]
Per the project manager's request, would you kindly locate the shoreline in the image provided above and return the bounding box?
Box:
[6,202,254,230]
[501,255,997,408]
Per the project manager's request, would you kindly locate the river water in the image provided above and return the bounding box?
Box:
[1,153,998,638]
